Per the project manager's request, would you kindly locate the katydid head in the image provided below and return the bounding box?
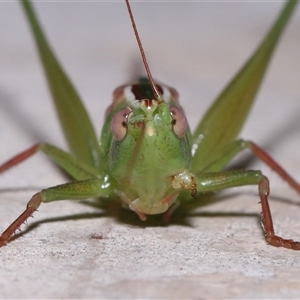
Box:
[109,81,194,216]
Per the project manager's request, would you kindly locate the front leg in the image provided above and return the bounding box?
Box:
[197,170,300,250]
[0,178,114,247]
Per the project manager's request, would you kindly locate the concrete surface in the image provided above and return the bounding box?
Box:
[1,1,300,299]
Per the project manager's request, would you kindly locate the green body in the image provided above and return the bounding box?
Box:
[1,0,298,226]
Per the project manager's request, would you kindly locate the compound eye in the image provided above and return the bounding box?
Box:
[169,105,188,138]
[111,107,132,141]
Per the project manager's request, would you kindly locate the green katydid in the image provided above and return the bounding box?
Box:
[0,0,299,250]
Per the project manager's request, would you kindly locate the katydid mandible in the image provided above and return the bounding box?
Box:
[0,0,299,250]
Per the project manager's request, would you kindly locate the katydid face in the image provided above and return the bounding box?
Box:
[109,81,196,215]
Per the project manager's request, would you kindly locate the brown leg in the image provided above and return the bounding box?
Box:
[0,144,45,247]
[259,176,300,250]
[0,193,42,247]
[0,144,40,173]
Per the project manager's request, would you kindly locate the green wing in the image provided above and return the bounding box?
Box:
[192,0,298,173]
[21,0,102,170]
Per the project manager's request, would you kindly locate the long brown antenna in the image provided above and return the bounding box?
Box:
[125,0,163,101]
